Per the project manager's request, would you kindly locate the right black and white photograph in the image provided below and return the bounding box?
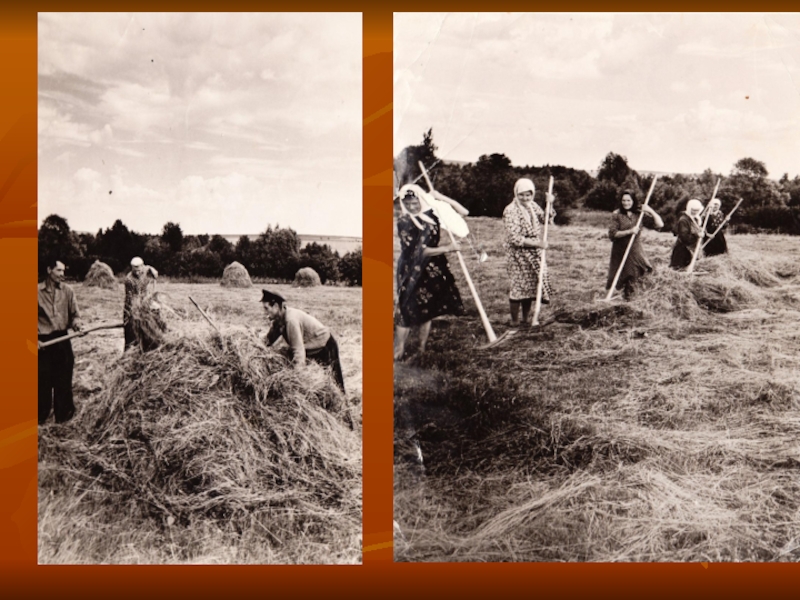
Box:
[393,12,800,562]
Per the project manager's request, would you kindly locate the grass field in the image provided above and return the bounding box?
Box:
[38,282,362,564]
[394,215,800,562]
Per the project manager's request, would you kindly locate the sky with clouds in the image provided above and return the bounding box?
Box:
[394,12,800,179]
[39,12,362,236]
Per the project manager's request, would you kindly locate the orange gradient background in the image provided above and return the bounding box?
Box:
[1,3,798,596]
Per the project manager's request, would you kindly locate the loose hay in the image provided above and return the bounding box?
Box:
[84,260,117,289]
[394,221,800,562]
[129,298,168,351]
[221,262,253,288]
[39,327,360,563]
[293,267,321,287]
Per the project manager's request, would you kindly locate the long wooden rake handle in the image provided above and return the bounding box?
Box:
[604,175,659,301]
[38,322,124,348]
[418,161,497,343]
[531,176,554,326]
[702,197,743,250]
[687,178,720,274]
[189,296,221,333]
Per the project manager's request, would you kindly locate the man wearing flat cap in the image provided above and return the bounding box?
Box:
[123,256,159,350]
[38,258,82,424]
[261,289,346,392]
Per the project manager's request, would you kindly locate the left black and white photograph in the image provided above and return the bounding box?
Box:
[37,12,362,564]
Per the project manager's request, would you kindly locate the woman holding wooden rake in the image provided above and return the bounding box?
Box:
[606,190,664,300]
[670,199,707,270]
[703,198,728,257]
[394,184,465,361]
[503,178,555,326]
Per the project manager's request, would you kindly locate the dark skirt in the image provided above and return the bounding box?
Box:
[606,236,652,291]
[703,232,728,256]
[670,243,695,270]
[396,254,464,327]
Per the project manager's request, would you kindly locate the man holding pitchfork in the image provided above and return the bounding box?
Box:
[38,258,83,425]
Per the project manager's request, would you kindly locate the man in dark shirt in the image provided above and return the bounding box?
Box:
[262,289,345,392]
[38,259,83,424]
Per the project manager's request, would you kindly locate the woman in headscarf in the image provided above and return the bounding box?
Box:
[606,190,664,299]
[670,199,706,270]
[503,178,555,326]
[703,198,728,256]
[394,184,465,361]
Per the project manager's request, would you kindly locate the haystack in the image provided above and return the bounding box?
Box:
[38,327,360,555]
[221,261,252,288]
[128,297,168,351]
[84,260,117,289]
[293,267,321,287]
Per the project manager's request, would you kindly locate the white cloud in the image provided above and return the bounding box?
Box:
[184,141,216,151]
[38,13,362,235]
[88,123,113,145]
[108,145,146,158]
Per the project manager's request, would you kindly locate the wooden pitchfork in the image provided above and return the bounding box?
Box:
[531,176,554,326]
[189,296,221,334]
[38,322,124,349]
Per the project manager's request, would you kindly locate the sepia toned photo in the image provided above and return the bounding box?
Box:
[393,12,800,562]
[37,12,362,564]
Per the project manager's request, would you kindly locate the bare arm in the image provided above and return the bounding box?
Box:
[421,242,459,257]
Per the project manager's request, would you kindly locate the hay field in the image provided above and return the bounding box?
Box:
[39,282,362,564]
[394,216,800,562]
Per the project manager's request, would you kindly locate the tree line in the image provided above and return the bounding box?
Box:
[395,129,800,234]
[38,216,362,286]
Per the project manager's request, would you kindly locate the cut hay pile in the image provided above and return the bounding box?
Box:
[221,261,253,288]
[84,260,117,289]
[39,327,360,562]
[128,297,168,351]
[634,256,776,319]
[394,223,800,562]
[293,267,321,287]
[545,255,787,333]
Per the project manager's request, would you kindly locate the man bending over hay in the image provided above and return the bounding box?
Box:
[124,257,159,350]
[261,289,346,393]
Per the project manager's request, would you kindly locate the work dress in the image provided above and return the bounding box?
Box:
[606,210,658,293]
[503,199,553,302]
[670,214,704,270]
[704,211,728,256]
[395,210,464,328]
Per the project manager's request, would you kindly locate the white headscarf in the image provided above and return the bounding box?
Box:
[398,184,436,229]
[513,178,536,226]
[708,198,722,213]
[514,178,535,200]
[685,199,704,226]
